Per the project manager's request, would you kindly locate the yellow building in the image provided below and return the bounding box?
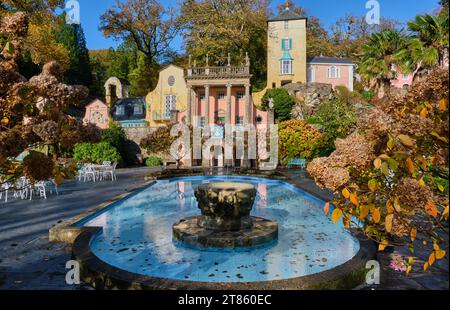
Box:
[146,64,187,127]
[253,6,307,106]
[267,7,307,88]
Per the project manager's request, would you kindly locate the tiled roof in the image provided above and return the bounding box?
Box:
[307,56,354,65]
[268,8,306,22]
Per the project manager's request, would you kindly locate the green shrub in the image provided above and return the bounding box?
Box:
[261,88,294,122]
[278,119,323,165]
[307,97,358,156]
[101,122,135,166]
[361,90,375,101]
[73,142,122,165]
[145,156,162,167]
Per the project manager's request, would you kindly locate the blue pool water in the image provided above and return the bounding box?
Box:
[80,176,360,283]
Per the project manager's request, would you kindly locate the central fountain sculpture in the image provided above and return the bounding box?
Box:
[173,182,278,248]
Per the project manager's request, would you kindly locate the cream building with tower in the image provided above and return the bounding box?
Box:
[267,7,307,88]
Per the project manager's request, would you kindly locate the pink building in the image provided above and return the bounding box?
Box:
[307,56,355,91]
[187,86,268,128]
[83,99,109,129]
[390,65,414,90]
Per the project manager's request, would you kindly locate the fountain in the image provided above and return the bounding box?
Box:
[172,182,278,248]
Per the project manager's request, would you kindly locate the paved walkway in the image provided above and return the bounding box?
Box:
[0,167,158,290]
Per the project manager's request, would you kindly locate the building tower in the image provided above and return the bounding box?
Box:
[266,4,307,88]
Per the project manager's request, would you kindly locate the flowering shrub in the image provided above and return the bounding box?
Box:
[307,69,449,272]
[22,151,54,181]
[140,125,176,154]
[0,12,90,183]
[73,142,122,165]
[278,119,323,165]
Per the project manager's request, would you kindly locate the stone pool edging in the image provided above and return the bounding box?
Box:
[49,180,157,244]
[72,228,375,290]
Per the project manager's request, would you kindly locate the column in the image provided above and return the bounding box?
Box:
[226,82,232,125]
[243,83,252,169]
[245,83,251,126]
[225,82,233,167]
[204,85,210,126]
[186,86,192,126]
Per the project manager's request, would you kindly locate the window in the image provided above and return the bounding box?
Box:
[116,106,125,116]
[236,92,244,100]
[164,95,176,118]
[402,74,409,80]
[218,92,225,100]
[200,117,206,128]
[236,116,244,126]
[199,93,205,101]
[282,38,291,51]
[308,67,315,83]
[133,105,143,115]
[284,21,289,30]
[281,59,293,75]
[328,66,340,79]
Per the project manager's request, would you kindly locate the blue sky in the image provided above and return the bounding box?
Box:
[73,0,441,50]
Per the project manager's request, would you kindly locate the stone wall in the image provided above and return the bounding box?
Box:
[283,82,335,120]
[123,127,156,157]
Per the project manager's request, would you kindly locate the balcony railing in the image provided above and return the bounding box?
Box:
[186,66,250,78]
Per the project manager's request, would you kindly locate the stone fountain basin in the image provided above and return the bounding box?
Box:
[173,182,278,248]
[173,216,278,248]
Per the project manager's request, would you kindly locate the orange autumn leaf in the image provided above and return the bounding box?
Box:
[372,208,381,223]
[385,214,394,232]
[439,99,447,111]
[342,188,350,199]
[406,158,415,174]
[410,228,417,242]
[359,205,369,220]
[331,208,343,223]
[420,108,428,118]
[423,262,429,271]
[425,199,438,218]
[374,158,382,169]
[428,252,436,266]
[386,199,394,214]
[433,242,440,251]
[324,202,330,217]
[436,249,446,260]
[378,240,388,251]
[418,156,428,171]
[349,193,359,206]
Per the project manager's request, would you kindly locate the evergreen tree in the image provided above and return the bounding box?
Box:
[55,18,92,88]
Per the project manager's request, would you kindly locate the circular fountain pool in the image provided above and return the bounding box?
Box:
[75,176,363,287]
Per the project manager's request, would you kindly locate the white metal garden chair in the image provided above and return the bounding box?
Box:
[102,162,117,181]
[83,165,97,182]
[0,181,11,203]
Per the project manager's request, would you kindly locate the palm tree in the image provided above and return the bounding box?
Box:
[396,14,449,80]
[358,29,408,98]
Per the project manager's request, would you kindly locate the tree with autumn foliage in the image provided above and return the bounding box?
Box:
[307,69,449,273]
[0,12,99,184]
